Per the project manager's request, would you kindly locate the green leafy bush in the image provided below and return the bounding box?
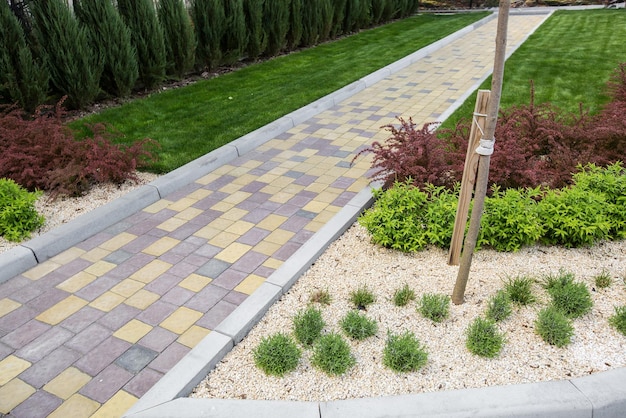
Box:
[311,333,355,376]
[293,306,325,347]
[466,317,505,358]
[535,306,574,347]
[253,333,301,376]
[349,285,376,310]
[504,276,536,306]
[543,271,592,319]
[418,293,450,323]
[0,178,45,242]
[485,290,512,323]
[424,184,459,249]
[340,311,378,341]
[383,331,428,372]
[393,283,416,307]
[608,306,626,336]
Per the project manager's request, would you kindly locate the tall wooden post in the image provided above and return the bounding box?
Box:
[452,0,510,305]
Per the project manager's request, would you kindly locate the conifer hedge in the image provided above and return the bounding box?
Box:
[221,0,248,66]
[191,0,225,70]
[243,0,266,60]
[158,0,195,78]
[264,0,290,56]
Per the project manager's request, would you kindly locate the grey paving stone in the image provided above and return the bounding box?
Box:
[196,259,231,279]
[16,326,74,363]
[116,345,159,374]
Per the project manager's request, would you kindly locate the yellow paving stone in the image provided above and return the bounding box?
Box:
[178,325,211,348]
[194,225,220,240]
[91,390,137,418]
[305,182,328,193]
[268,166,290,176]
[179,274,213,292]
[84,260,116,277]
[0,298,21,318]
[157,217,187,232]
[176,207,203,221]
[210,200,235,213]
[302,200,329,213]
[269,176,295,188]
[100,232,137,252]
[220,207,248,222]
[0,378,35,414]
[56,271,97,293]
[80,247,112,263]
[187,188,212,200]
[257,214,287,231]
[124,289,160,310]
[218,182,243,194]
[89,292,125,312]
[262,258,283,270]
[212,164,236,176]
[160,307,203,334]
[257,173,279,184]
[168,197,196,212]
[48,393,100,418]
[208,231,239,249]
[130,260,172,283]
[259,184,282,196]
[0,356,31,386]
[196,173,220,185]
[113,319,152,343]
[143,199,173,214]
[268,191,294,204]
[43,367,91,400]
[234,274,265,295]
[143,237,180,256]
[313,210,337,224]
[304,220,325,233]
[232,173,260,185]
[207,217,235,231]
[36,295,88,326]
[223,191,252,205]
[110,279,144,298]
[22,261,61,280]
[225,220,254,235]
[215,242,252,264]
[253,241,281,257]
[240,159,262,169]
[265,229,295,246]
[49,247,85,264]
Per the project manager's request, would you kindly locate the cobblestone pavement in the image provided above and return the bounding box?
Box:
[0,12,547,418]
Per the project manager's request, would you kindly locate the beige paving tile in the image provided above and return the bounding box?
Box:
[48,394,100,418]
[220,207,249,222]
[265,229,295,246]
[259,184,282,195]
[110,279,145,298]
[89,292,125,312]
[253,241,281,257]
[157,217,187,232]
[91,390,137,418]
[194,225,220,240]
[80,247,112,263]
[0,356,31,386]
[143,199,173,214]
[43,367,91,400]
[179,274,213,292]
[262,258,283,270]
[225,220,255,235]
[124,289,160,310]
[176,207,203,221]
[22,261,61,281]
[168,197,196,212]
[257,214,288,231]
[143,237,180,257]
[232,173,260,185]
[187,188,212,200]
[208,231,239,249]
[56,271,98,293]
[100,232,137,252]
[160,307,203,334]
[84,260,116,277]
[130,260,172,283]
[0,298,21,318]
[215,242,253,264]
[218,182,243,194]
[302,200,329,213]
[223,191,252,205]
[196,173,220,185]
[268,191,294,204]
[113,319,152,344]
[178,325,211,348]
[234,275,265,295]
[0,378,35,414]
[49,247,86,264]
[36,295,89,326]
[210,200,235,213]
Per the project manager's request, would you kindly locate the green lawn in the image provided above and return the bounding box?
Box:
[71,12,488,173]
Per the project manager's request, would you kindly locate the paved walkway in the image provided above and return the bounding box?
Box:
[0,12,548,418]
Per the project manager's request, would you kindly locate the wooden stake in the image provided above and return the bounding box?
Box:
[448,90,490,266]
[452,0,510,305]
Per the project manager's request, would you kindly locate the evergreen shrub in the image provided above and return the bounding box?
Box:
[157,0,195,78]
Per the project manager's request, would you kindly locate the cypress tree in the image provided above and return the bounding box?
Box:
[221,0,247,66]
[0,0,48,112]
[263,0,289,57]
[243,0,266,60]
[74,0,138,98]
[300,0,321,47]
[381,0,396,23]
[117,0,167,89]
[371,0,386,25]
[319,0,334,43]
[191,0,225,70]
[331,0,347,38]
[157,0,195,78]
[286,0,303,51]
[30,0,101,109]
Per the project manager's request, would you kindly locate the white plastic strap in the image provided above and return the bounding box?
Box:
[475,138,495,156]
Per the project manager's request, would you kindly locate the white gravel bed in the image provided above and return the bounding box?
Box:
[192,223,626,402]
[0,172,159,255]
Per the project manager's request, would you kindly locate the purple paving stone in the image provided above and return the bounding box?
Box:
[121,234,161,254]
[184,284,229,313]
[252,265,275,279]
[273,242,303,262]
[204,174,237,191]
[242,208,272,224]
[191,196,223,211]
[125,218,162,235]
[1,319,50,349]
[10,388,62,418]
[195,300,238,330]
[274,203,300,217]
[156,252,185,265]
[105,221,133,235]
[0,275,30,299]
[164,182,203,200]
[259,200,281,212]
[64,323,112,354]
[143,273,180,296]
[138,326,177,352]
[19,346,80,388]
[106,253,154,280]
[280,215,311,233]
[148,342,190,374]
[16,326,73,363]
[211,269,247,291]
[0,305,37,333]
[31,271,70,290]
[26,287,69,313]
[230,251,268,275]
[331,176,356,189]
[59,306,105,333]
[75,336,131,376]
[160,286,195,306]
[237,227,270,246]
[74,276,118,302]
[240,181,267,193]
[246,191,272,204]
[223,290,247,305]
[115,345,158,374]
[196,259,231,279]
[293,174,317,186]
[180,253,210,268]
[136,301,177,327]
[332,191,357,207]
[76,231,114,251]
[9,283,44,304]
[235,199,261,212]
[146,228,169,238]
[0,341,13,359]
[169,223,204,241]
[54,258,93,278]
[79,364,133,404]
[167,261,199,279]
[124,367,163,398]
[98,304,141,331]
[291,229,315,245]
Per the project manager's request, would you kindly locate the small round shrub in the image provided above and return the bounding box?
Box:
[253,333,301,376]
[594,271,613,289]
[293,306,325,347]
[505,276,536,305]
[418,293,450,323]
[485,290,512,323]
[466,317,505,358]
[349,285,376,310]
[340,311,378,340]
[311,333,355,376]
[383,331,428,372]
[535,306,574,347]
[393,283,416,307]
[608,306,626,336]
[547,281,593,319]
[0,178,45,242]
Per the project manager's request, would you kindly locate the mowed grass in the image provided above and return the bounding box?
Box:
[444,9,626,128]
[71,13,488,173]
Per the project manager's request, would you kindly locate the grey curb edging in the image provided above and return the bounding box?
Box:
[0,12,497,285]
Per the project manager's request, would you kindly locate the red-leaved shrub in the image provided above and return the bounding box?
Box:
[0,98,158,197]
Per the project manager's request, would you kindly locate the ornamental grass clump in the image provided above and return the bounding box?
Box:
[418,293,450,323]
[349,285,376,310]
[340,311,378,341]
[542,271,592,319]
[393,283,416,307]
[466,317,505,358]
[311,333,355,376]
[535,306,574,347]
[608,306,626,336]
[485,290,512,323]
[253,333,301,376]
[504,276,536,306]
[293,306,325,347]
[594,270,613,289]
[383,331,428,372]
[309,289,332,305]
